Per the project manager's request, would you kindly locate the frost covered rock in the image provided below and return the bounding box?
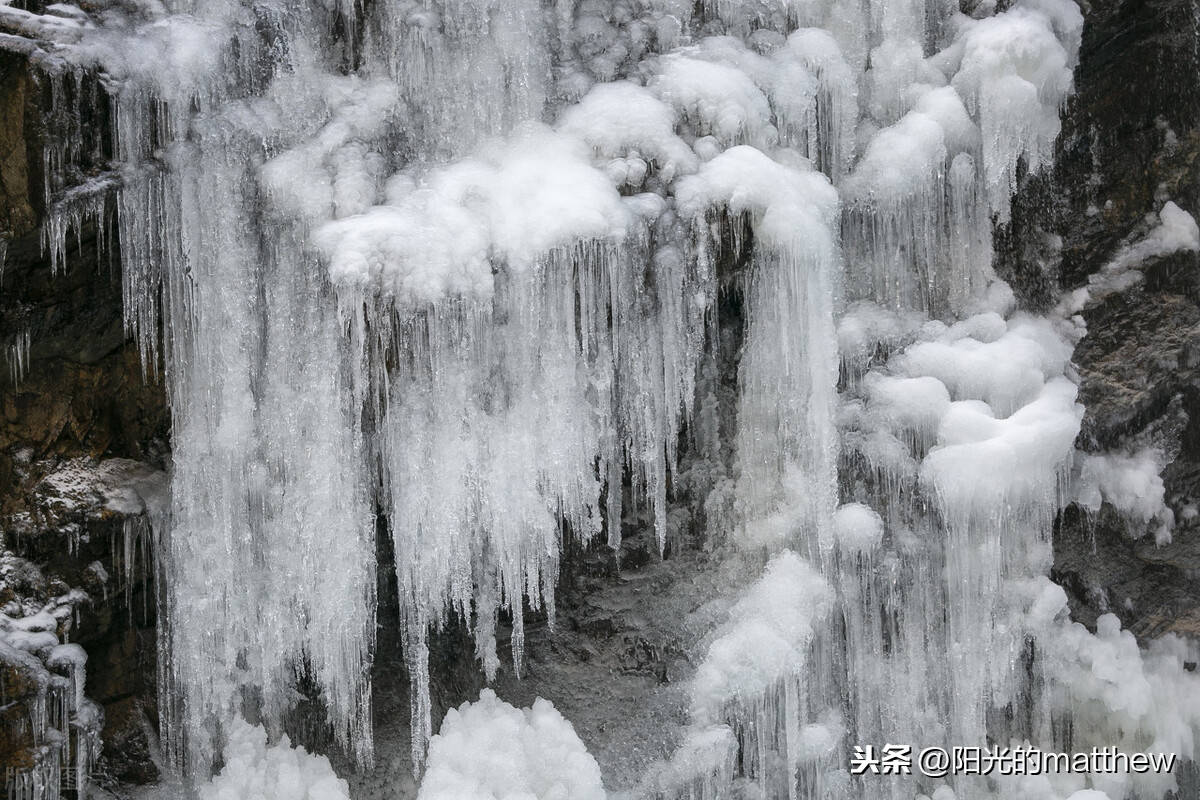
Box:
[32,457,167,521]
[1075,449,1174,542]
[1,594,102,799]
[1066,201,1200,310]
[417,690,605,800]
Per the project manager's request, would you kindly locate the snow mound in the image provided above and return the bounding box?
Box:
[418,689,605,800]
[196,717,350,800]
[674,144,838,250]
[556,80,698,181]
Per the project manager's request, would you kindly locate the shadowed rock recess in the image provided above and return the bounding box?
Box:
[1,0,1199,798]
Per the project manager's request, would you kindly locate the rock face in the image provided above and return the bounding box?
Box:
[999,0,1200,636]
[1,0,1199,797]
[1,42,167,792]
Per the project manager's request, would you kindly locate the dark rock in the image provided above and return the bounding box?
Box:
[0,41,166,792]
[1002,0,1200,638]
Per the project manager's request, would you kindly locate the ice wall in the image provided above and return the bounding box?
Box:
[8,0,1200,797]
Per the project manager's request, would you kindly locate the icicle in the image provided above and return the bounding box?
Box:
[7,328,31,386]
[40,177,113,275]
[674,145,842,552]
[363,0,552,157]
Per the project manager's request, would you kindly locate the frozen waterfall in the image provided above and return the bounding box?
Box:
[7,0,1200,797]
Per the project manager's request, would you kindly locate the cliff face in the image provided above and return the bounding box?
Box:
[1,0,1199,793]
[999,0,1200,637]
[1,47,166,788]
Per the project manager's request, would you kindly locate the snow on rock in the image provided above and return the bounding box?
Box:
[417,689,605,800]
[1111,200,1200,267]
[31,457,167,521]
[1,591,102,800]
[1075,448,1174,542]
[1067,200,1200,309]
[195,717,351,800]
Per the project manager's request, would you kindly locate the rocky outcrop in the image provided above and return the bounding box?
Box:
[998,0,1200,636]
[1,38,166,793]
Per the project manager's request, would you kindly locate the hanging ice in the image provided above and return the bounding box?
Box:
[10,0,1200,797]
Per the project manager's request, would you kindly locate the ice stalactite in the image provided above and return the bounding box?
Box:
[644,0,1193,797]
[308,20,858,766]
[314,119,714,765]
[674,145,842,554]
[363,0,552,158]
[50,8,385,777]
[6,327,31,386]
[12,0,858,778]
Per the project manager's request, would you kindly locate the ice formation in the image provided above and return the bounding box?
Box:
[195,717,351,800]
[6,0,1200,797]
[418,690,606,800]
[6,327,31,385]
[1,600,102,800]
[1075,449,1175,543]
